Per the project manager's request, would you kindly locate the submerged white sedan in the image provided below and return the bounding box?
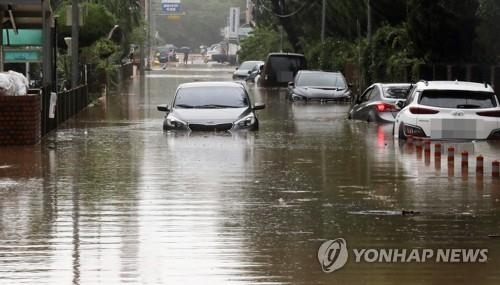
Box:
[394,80,500,140]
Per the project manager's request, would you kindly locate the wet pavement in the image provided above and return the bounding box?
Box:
[0,65,500,284]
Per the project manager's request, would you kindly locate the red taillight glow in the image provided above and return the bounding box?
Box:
[409,107,440,115]
[477,110,500,117]
[376,103,397,112]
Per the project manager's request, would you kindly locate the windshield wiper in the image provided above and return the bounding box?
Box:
[175,104,195,108]
[195,104,242,108]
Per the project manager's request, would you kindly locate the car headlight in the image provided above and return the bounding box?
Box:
[235,114,256,127]
[166,115,187,128]
[291,93,304,101]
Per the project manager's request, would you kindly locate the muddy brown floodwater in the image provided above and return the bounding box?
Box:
[0,65,499,284]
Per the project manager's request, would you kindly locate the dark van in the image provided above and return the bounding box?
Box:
[259,53,307,87]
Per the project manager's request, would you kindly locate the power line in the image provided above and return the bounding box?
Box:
[256,0,311,18]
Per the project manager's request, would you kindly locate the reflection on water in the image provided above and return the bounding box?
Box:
[0,66,499,284]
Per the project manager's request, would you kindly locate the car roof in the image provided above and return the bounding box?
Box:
[378,83,412,88]
[178,81,245,89]
[298,70,341,75]
[267,52,305,57]
[415,81,494,92]
[240,60,264,65]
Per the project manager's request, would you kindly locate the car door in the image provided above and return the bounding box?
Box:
[351,87,374,120]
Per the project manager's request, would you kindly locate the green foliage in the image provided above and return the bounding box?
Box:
[303,39,357,72]
[407,0,479,62]
[57,2,117,48]
[80,39,120,76]
[238,26,291,61]
[366,24,422,82]
[476,0,500,62]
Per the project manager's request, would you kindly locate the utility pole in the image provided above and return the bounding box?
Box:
[321,0,326,43]
[367,0,372,45]
[71,0,79,89]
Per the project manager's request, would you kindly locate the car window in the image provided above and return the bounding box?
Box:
[295,72,346,88]
[174,86,249,108]
[405,88,419,106]
[419,90,498,109]
[360,87,373,102]
[383,86,411,99]
[369,86,381,101]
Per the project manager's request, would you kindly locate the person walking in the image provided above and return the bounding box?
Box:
[183,51,189,65]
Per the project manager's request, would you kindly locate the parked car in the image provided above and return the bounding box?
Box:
[233,60,264,80]
[207,43,226,63]
[258,53,307,87]
[158,51,169,63]
[157,82,266,132]
[393,80,500,140]
[349,83,412,122]
[287,70,352,102]
[246,63,264,83]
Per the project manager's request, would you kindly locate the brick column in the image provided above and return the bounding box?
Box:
[0,95,41,145]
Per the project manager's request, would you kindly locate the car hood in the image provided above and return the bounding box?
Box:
[293,86,350,98]
[170,107,250,124]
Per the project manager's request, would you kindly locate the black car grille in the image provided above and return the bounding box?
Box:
[189,123,233,132]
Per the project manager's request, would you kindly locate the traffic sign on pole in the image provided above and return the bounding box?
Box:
[161,0,181,13]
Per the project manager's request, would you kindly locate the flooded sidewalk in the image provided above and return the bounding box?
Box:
[0,66,499,284]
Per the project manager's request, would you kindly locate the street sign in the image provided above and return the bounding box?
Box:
[2,29,42,46]
[4,50,41,62]
[229,7,240,40]
[161,0,181,13]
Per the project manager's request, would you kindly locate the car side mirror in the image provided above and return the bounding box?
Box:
[248,70,252,74]
[235,67,239,70]
[253,103,266,110]
[157,104,170,112]
[288,82,295,88]
[396,101,405,109]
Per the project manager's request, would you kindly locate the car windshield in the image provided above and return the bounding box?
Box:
[419,90,498,109]
[174,86,248,108]
[383,86,411,99]
[296,73,346,88]
[239,62,257,70]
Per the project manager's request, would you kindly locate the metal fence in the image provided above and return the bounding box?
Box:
[41,85,91,136]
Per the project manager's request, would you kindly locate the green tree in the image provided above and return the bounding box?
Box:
[238,26,291,61]
[407,0,479,62]
[57,2,117,48]
[476,0,500,62]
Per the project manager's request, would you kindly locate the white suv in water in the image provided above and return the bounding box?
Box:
[394,80,500,140]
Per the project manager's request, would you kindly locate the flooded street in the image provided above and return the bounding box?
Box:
[1,65,500,284]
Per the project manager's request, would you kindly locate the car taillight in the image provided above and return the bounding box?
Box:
[376,103,397,112]
[477,110,500,117]
[404,125,427,137]
[409,107,440,114]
